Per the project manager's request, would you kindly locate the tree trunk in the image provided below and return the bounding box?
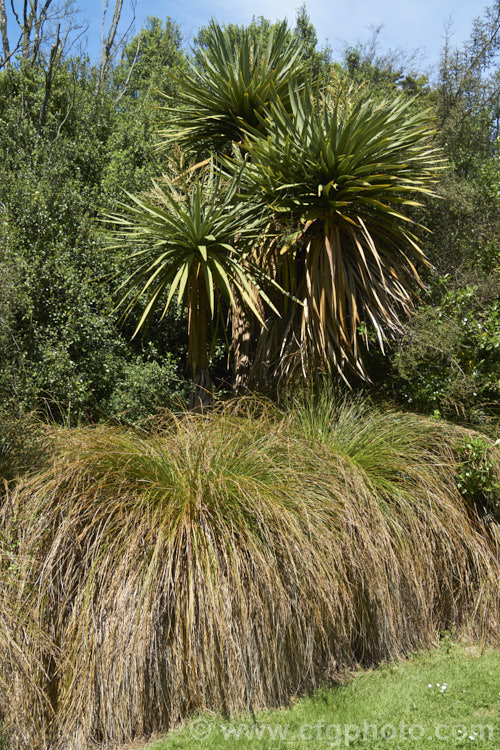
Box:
[231,301,252,394]
[37,25,60,132]
[0,0,10,69]
[21,0,34,60]
[189,280,213,411]
[31,0,54,64]
[190,366,213,412]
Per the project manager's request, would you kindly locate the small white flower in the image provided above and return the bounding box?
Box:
[428,684,432,688]
[436,683,440,687]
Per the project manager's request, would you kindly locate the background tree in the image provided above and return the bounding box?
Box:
[0,15,191,423]
[363,1,500,428]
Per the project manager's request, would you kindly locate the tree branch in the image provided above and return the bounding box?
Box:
[95,0,126,98]
[0,0,11,68]
[31,0,54,62]
[114,28,142,103]
[37,22,60,132]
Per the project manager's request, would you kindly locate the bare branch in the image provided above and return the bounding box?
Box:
[0,28,23,68]
[114,28,142,103]
[32,0,54,62]
[99,0,109,56]
[21,0,36,59]
[95,0,125,97]
[9,0,21,28]
[37,22,60,132]
[6,0,83,66]
[62,20,89,57]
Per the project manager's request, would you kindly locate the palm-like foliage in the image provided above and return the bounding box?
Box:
[105,169,276,401]
[155,21,310,393]
[160,20,308,153]
[111,21,444,389]
[237,86,444,380]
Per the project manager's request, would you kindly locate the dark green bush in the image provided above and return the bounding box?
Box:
[456,436,500,522]
[107,352,189,423]
[387,275,500,428]
[0,50,191,424]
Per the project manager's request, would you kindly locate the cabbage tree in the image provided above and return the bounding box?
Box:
[235,85,443,380]
[161,19,308,154]
[158,19,309,391]
[105,170,278,407]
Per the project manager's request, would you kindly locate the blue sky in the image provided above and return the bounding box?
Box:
[7,0,489,72]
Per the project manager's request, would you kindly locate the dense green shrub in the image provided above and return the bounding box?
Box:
[107,352,189,423]
[386,276,500,427]
[456,435,500,522]
[0,41,191,424]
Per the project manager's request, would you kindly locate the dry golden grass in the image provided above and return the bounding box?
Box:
[0,397,498,749]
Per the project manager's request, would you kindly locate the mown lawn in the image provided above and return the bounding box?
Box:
[145,643,500,749]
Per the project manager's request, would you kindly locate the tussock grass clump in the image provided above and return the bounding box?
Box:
[0,411,48,492]
[0,398,499,749]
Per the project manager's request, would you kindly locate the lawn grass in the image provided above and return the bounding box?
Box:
[145,643,500,749]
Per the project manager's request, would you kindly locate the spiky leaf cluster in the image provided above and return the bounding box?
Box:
[105,170,278,372]
[160,20,308,154]
[235,86,444,378]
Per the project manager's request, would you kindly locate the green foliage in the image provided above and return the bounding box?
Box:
[0,35,191,423]
[423,165,500,278]
[340,28,430,100]
[193,6,331,82]
[103,17,187,196]
[107,352,189,423]
[113,16,185,103]
[386,276,500,427]
[0,69,123,416]
[163,19,309,154]
[436,0,500,180]
[293,3,332,78]
[456,436,500,521]
[105,167,280,387]
[361,2,500,429]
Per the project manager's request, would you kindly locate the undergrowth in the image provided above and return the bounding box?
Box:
[0,394,498,749]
